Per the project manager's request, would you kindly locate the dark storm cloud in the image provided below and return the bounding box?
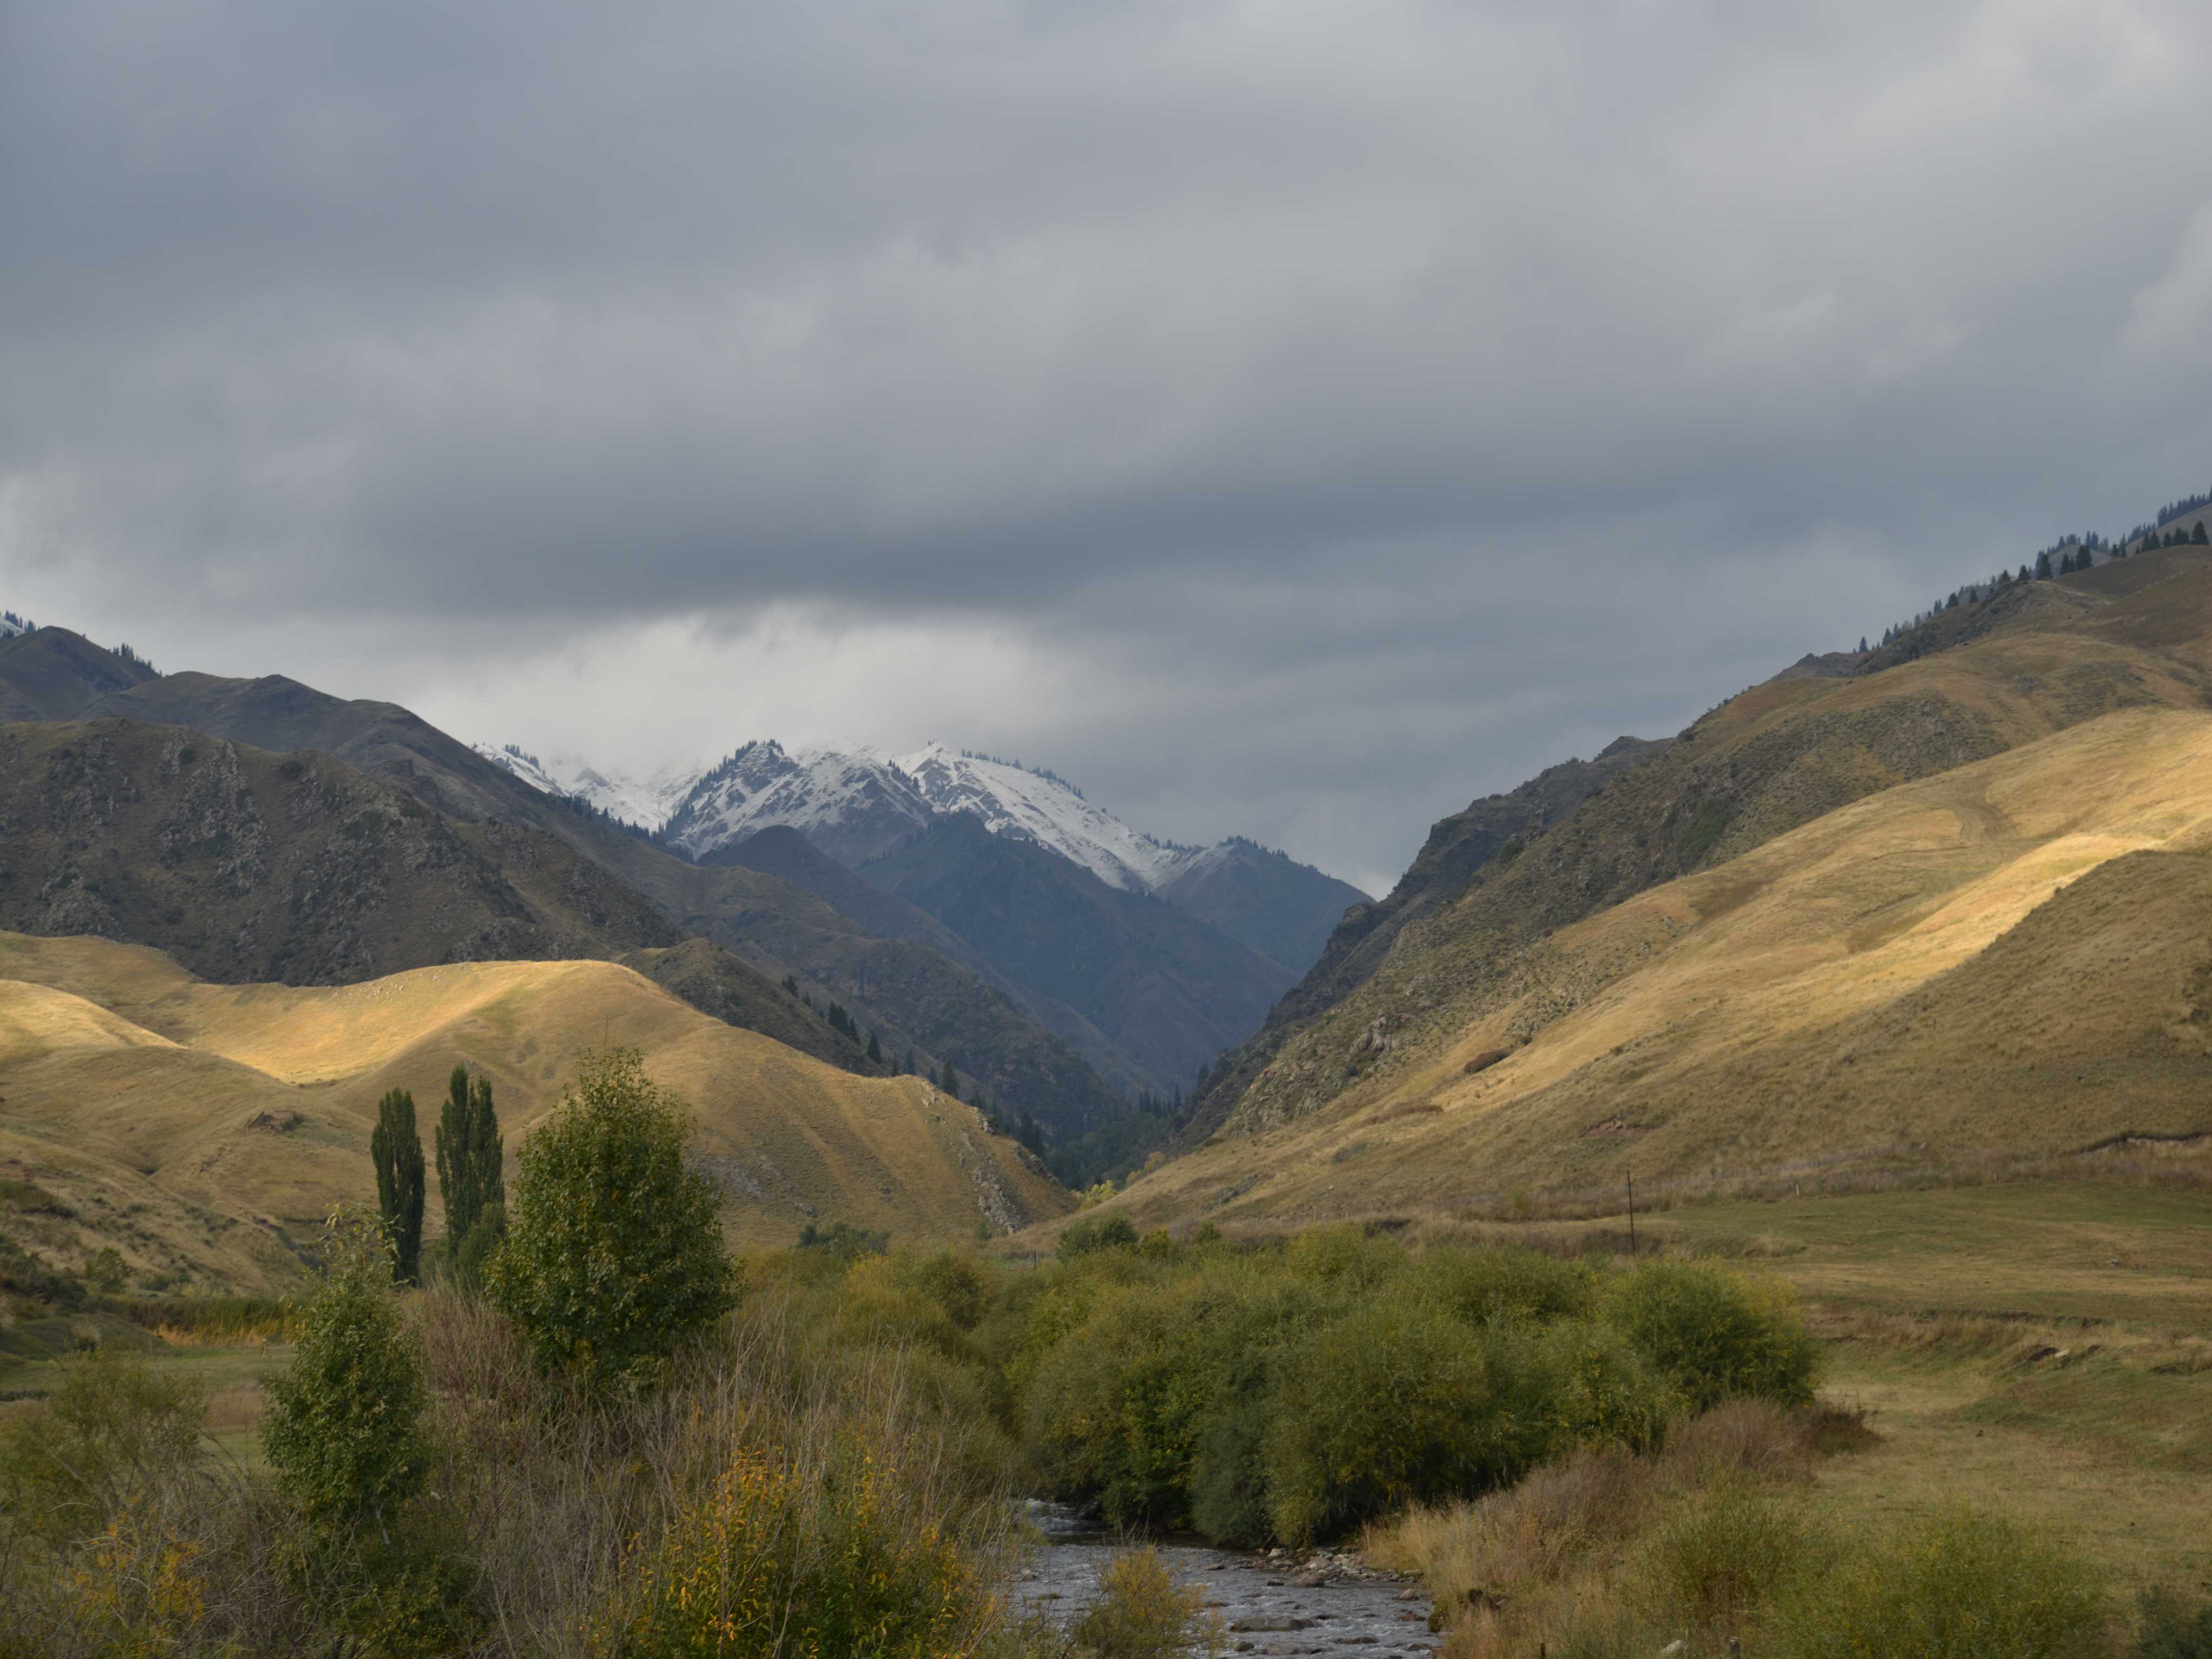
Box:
[5,1,2212,885]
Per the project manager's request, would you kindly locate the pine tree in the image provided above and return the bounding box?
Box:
[2195,522,2209,545]
[867,1030,883,1065]
[939,1059,961,1101]
[370,1089,426,1285]
[905,1048,918,1077]
[2035,550,2052,579]
[436,1065,503,1266]
[1857,636,1867,653]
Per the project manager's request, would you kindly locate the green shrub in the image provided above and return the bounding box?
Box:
[1416,1244,1596,1326]
[1607,1261,1819,1411]
[1284,1223,1406,1292]
[1187,1394,1272,1547]
[1631,1477,1817,1632]
[1521,1319,1677,1455]
[1262,1299,1526,1544]
[487,1048,737,1391]
[1765,1505,2110,1659]
[899,1249,992,1332]
[1058,1213,1139,1259]
[450,1199,505,1289]
[798,1219,890,1262]
[82,1246,127,1299]
[1023,1277,1213,1528]
[262,1210,431,1532]
[589,1439,989,1658]
[2134,1588,2212,1658]
[1071,1546,1223,1659]
[0,1346,206,1546]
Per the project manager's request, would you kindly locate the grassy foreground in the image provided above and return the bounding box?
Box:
[1356,1176,2212,1654]
[2,1175,2206,1655]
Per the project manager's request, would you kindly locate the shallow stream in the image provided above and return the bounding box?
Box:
[1013,1503,1442,1657]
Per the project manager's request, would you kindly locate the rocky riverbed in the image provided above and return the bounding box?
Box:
[1013,1504,1441,1656]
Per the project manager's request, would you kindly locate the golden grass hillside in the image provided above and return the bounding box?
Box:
[1210,550,2212,1143]
[0,933,1068,1293]
[1101,705,2212,1230]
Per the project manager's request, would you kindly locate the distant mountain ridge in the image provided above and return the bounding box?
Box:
[480,733,1371,975]
[0,627,1128,1138]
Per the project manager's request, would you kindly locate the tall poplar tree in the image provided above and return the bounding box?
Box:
[370,1088,426,1285]
[435,1065,504,1264]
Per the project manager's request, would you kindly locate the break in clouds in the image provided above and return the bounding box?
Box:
[4,1,2212,892]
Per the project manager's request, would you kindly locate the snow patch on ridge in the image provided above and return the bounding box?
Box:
[471,741,702,828]
[890,742,1189,891]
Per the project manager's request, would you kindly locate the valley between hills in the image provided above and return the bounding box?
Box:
[3,495,2211,1657]
[5,524,2212,1285]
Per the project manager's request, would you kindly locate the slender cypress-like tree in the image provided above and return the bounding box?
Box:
[436,1065,504,1264]
[370,1089,426,1285]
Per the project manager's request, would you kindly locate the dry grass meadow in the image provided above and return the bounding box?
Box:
[1095,706,2212,1233]
[0,932,1067,1294]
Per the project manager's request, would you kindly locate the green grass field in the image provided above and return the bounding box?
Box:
[1653,1181,2212,1599]
[1657,1179,2212,1329]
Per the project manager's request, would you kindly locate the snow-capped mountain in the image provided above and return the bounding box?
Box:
[470,742,701,829]
[652,737,1201,891]
[475,729,1372,985]
[659,740,936,867]
[891,743,1192,892]
[0,611,36,639]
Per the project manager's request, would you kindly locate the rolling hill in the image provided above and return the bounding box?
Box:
[1073,541,2212,1236]
[0,630,1127,1136]
[0,932,1067,1294]
[1102,703,2212,1230]
[1191,549,2212,1143]
[0,716,880,1077]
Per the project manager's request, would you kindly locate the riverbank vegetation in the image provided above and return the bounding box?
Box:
[1,1059,2206,1655]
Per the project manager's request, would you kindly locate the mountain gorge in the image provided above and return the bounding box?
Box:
[478,730,1371,1096]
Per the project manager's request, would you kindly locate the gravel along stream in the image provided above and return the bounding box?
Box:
[1013,1504,1441,1657]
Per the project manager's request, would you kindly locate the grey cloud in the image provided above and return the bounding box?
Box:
[5,1,2212,884]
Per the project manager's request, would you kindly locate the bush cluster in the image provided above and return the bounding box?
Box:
[1012,1228,1814,1546]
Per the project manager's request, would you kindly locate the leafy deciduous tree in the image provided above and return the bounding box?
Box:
[485,1048,737,1391]
[263,1210,431,1532]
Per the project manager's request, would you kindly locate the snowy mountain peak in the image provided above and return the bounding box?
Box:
[0,611,35,640]
[658,739,934,866]
[470,741,702,828]
[888,744,1183,892]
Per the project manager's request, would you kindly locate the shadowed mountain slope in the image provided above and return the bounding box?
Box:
[0,933,1067,1292]
[1152,839,1371,976]
[0,628,160,721]
[0,636,1127,1136]
[710,826,1154,1100]
[0,718,874,1074]
[861,814,1296,1095]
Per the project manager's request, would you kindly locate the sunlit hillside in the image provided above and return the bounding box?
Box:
[0,934,1067,1292]
[1107,703,2212,1229]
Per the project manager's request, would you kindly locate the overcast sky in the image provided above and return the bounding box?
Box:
[5,2,2212,893]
